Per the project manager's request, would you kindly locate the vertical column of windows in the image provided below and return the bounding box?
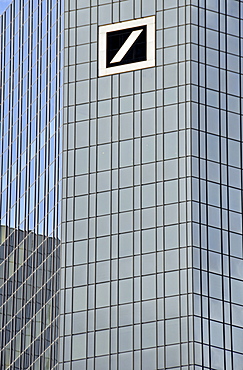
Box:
[162,1,193,368]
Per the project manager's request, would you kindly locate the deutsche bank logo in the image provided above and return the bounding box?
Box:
[107,26,147,67]
[99,16,155,77]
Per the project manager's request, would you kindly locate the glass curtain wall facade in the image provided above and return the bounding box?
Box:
[0,0,62,369]
[1,0,243,369]
[61,0,193,369]
[191,1,243,369]
[61,0,243,369]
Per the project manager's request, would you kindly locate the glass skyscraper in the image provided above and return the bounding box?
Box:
[0,0,62,368]
[1,0,243,369]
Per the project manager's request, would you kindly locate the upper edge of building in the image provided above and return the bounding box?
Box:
[0,0,13,16]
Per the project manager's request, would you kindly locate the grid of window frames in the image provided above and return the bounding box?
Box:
[190,0,243,369]
[0,0,62,369]
[61,0,194,369]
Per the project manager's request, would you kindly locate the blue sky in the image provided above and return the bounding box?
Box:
[0,0,12,14]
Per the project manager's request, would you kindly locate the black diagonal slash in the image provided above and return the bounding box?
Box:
[106,25,147,68]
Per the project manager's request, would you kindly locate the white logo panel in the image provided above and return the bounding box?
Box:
[99,16,156,77]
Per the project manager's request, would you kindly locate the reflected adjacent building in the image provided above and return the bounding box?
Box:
[0,227,60,369]
[1,0,243,369]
